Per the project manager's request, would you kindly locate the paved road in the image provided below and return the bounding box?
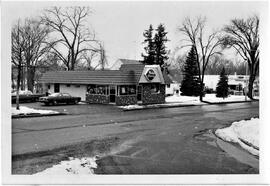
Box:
[12,102,259,173]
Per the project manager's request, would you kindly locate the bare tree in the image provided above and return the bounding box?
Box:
[41,6,98,70]
[97,42,107,70]
[178,17,223,101]
[80,50,99,70]
[22,18,50,92]
[12,20,25,110]
[221,15,259,99]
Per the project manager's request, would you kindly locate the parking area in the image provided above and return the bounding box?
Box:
[12,102,123,116]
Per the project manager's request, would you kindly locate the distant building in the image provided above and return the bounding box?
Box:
[204,74,259,96]
[165,69,182,96]
[110,59,142,70]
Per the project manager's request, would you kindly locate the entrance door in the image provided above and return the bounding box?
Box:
[109,85,116,103]
[137,85,142,101]
[54,83,60,93]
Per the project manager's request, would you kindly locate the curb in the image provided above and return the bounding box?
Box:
[122,103,204,111]
[12,112,67,119]
[122,99,259,111]
[201,100,258,105]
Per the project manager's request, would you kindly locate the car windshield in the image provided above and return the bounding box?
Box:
[49,93,61,97]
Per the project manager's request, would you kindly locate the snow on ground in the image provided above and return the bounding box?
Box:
[119,99,204,110]
[34,157,97,175]
[12,106,58,116]
[215,118,259,156]
[165,95,200,104]
[165,94,252,104]
[203,94,250,103]
[120,94,257,110]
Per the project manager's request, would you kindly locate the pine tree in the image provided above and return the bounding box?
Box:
[180,45,201,96]
[154,24,169,69]
[142,25,155,65]
[216,67,229,99]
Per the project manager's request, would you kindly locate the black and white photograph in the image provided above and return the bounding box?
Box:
[1,0,270,185]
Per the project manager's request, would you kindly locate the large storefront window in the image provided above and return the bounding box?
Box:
[119,85,137,95]
[151,84,160,94]
[87,84,108,95]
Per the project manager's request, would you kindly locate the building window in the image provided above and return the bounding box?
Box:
[119,85,137,95]
[66,84,71,87]
[87,84,108,95]
[48,85,50,89]
[151,84,160,94]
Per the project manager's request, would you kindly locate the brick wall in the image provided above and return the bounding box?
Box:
[115,95,137,106]
[86,94,110,104]
[141,84,165,105]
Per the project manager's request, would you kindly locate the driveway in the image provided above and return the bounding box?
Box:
[12,102,259,174]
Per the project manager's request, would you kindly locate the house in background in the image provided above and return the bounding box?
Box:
[110,59,142,70]
[204,74,259,96]
[165,69,182,96]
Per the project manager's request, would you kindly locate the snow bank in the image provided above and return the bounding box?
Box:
[215,118,259,156]
[12,106,58,116]
[34,157,97,175]
[203,94,250,103]
[166,95,200,104]
[166,94,251,104]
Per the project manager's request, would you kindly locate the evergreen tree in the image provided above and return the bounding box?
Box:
[142,25,155,65]
[180,45,201,96]
[154,24,169,69]
[216,67,229,99]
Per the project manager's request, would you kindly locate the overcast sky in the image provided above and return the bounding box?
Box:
[3,1,267,67]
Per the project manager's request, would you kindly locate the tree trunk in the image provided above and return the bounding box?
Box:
[16,65,21,110]
[247,74,255,100]
[20,67,25,90]
[199,75,204,101]
[27,66,35,92]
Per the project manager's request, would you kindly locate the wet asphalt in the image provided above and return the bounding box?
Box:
[12,101,259,174]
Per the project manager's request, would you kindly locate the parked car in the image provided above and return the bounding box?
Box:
[39,93,81,105]
[11,90,45,103]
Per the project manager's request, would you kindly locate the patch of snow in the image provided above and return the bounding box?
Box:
[78,101,87,105]
[166,95,200,104]
[34,157,97,175]
[11,90,33,96]
[203,94,251,103]
[215,118,259,156]
[12,106,58,116]
[119,105,144,110]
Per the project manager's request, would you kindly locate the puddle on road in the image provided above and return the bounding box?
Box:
[194,129,259,170]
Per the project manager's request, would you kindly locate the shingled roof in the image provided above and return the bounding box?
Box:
[118,59,142,65]
[39,64,145,85]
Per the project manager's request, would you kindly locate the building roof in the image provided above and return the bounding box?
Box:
[39,62,173,85]
[110,58,142,70]
[40,64,145,85]
[118,59,142,65]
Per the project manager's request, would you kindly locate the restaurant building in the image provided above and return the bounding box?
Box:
[39,63,171,105]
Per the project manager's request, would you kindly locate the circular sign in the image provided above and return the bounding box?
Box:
[145,69,156,81]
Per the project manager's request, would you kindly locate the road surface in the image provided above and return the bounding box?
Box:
[12,102,259,174]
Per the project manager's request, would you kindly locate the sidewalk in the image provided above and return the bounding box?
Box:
[120,94,258,111]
